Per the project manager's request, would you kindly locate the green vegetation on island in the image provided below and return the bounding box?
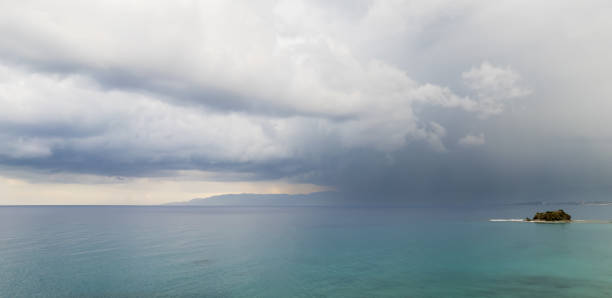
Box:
[525,209,572,222]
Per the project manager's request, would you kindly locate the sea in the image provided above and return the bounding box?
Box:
[1,204,612,297]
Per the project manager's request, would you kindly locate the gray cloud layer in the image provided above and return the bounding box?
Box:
[1,0,611,202]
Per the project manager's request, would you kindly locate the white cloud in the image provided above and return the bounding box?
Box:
[0,63,294,164]
[458,133,485,147]
[0,60,482,167]
[462,62,531,117]
[0,1,528,159]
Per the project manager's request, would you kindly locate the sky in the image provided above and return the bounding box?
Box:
[1,0,612,204]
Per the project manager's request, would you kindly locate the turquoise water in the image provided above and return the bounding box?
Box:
[1,205,612,297]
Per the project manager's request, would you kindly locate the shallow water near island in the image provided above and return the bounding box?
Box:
[1,204,612,297]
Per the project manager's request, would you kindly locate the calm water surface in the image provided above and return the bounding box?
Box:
[1,205,612,297]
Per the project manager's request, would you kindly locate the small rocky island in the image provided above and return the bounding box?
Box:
[525,209,572,222]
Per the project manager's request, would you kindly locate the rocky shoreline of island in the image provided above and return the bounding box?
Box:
[524,209,571,222]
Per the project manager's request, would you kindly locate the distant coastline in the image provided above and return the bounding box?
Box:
[165,191,339,206]
[502,201,612,206]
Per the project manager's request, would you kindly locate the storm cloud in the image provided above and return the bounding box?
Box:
[1,1,611,203]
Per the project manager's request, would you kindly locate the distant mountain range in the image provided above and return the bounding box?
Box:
[165,192,612,207]
[165,191,339,206]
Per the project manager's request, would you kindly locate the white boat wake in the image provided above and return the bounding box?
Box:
[489,219,612,223]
